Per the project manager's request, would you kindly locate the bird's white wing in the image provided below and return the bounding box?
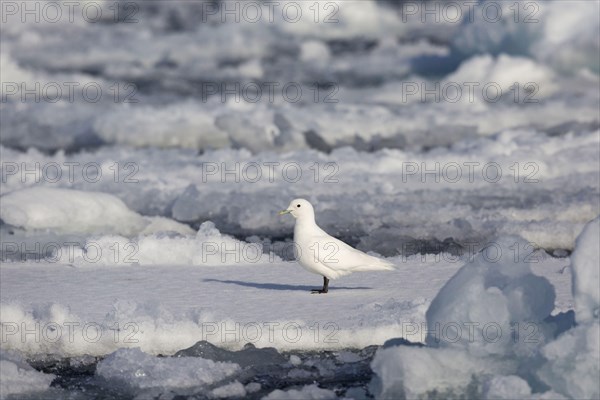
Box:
[308,233,395,274]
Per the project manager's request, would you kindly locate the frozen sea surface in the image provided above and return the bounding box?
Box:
[0,247,575,398]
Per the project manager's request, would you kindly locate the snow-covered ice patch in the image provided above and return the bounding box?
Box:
[55,221,276,267]
[0,187,193,237]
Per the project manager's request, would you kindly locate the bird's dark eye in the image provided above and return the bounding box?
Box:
[297,204,301,208]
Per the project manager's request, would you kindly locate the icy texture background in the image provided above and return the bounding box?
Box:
[1,0,599,399]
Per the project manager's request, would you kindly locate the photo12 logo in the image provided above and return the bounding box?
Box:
[402,320,542,344]
[1,1,139,24]
[400,81,540,104]
[1,321,140,345]
[399,1,540,24]
[399,161,540,184]
[200,321,340,344]
[1,82,139,104]
[1,241,139,264]
[1,162,139,184]
[199,1,340,24]
[200,162,339,184]
[399,240,548,264]
[200,82,338,104]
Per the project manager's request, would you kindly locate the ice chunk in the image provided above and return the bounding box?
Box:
[0,187,144,235]
[445,55,558,100]
[0,350,55,399]
[211,380,246,398]
[370,236,568,398]
[570,217,600,323]
[289,355,302,366]
[174,341,286,368]
[300,40,331,64]
[371,346,510,399]
[262,384,336,400]
[536,218,600,399]
[425,236,557,357]
[246,382,261,393]
[96,348,240,392]
[537,323,600,399]
[482,375,531,400]
[0,187,193,236]
[534,1,600,74]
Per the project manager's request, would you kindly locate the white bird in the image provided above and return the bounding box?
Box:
[279,198,395,294]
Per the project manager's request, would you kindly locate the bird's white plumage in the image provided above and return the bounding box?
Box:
[282,199,394,280]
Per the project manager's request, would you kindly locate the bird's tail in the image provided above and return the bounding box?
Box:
[353,256,395,272]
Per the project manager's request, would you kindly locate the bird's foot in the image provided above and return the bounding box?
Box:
[311,289,328,294]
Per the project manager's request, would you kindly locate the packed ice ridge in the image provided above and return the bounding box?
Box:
[371,218,600,399]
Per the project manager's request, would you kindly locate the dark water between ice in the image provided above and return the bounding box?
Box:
[23,341,393,399]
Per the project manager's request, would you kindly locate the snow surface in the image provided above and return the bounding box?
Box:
[0,236,578,398]
[0,255,460,356]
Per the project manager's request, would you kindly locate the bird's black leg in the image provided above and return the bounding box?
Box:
[311,276,329,294]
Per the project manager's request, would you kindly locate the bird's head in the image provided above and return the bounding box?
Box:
[278,198,314,220]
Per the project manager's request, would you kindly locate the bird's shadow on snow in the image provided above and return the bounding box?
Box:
[203,279,372,291]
